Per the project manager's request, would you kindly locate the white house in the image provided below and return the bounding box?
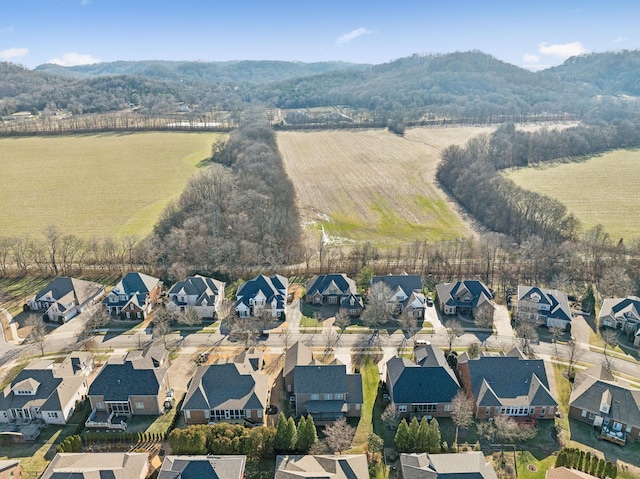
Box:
[167,275,225,319]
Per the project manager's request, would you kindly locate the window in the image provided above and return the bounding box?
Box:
[136,402,144,409]
[486,407,491,416]
[184,410,190,419]
[311,394,319,400]
[444,404,452,412]
[413,404,437,414]
[257,410,263,418]
[210,409,243,420]
[541,407,546,415]
[581,409,587,417]
[398,405,407,413]
[130,304,135,310]
[336,393,344,400]
[325,394,333,400]
[588,413,595,420]
[356,404,361,410]
[126,312,131,319]
[47,412,58,418]
[349,309,357,315]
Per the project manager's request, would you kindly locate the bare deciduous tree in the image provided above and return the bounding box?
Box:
[451,390,475,444]
[324,417,355,454]
[444,319,464,352]
[25,314,48,356]
[515,320,538,356]
[333,311,351,336]
[177,307,201,327]
[563,339,584,380]
[361,282,393,328]
[601,328,619,373]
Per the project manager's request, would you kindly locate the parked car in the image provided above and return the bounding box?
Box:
[426,296,434,307]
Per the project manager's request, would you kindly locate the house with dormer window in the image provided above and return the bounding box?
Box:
[102,272,162,319]
[599,296,640,341]
[0,353,93,428]
[235,274,288,318]
[435,280,495,320]
[569,365,640,443]
[305,274,357,305]
[517,285,572,330]
[371,275,426,318]
[28,277,105,323]
[167,275,225,319]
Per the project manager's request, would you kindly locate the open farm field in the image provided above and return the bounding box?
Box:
[0,132,222,239]
[505,148,640,241]
[277,126,495,245]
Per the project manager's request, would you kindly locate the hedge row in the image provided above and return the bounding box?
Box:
[555,448,617,479]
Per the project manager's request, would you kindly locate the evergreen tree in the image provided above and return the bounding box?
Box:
[274,412,290,451]
[408,417,421,452]
[427,418,442,453]
[589,455,599,475]
[596,458,606,478]
[584,452,592,472]
[582,284,596,314]
[296,415,318,452]
[394,419,410,452]
[285,416,298,451]
[418,417,430,452]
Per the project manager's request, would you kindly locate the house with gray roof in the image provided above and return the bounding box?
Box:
[284,342,313,394]
[569,365,640,442]
[167,274,225,319]
[182,362,270,426]
[275,455,369,479]
[517,285,572,330]
[305,274,357,305]
[235,274,288,318]
[0,460,21,479]
[599,296,640,338]
[0,353,92,428]
[371,275,426,318]
[40,452,148,479]
[385,344,460,418]
[435,280,495,320]
[458,349,558,419]
[28,277,105,323]
[400,452,498,479]
[158,455,246,479]
[293,362,362,423]
[102,272,162,319]
[86,353,169,429]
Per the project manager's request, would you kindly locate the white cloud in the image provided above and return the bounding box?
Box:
[538,41,588,59]
[49,52,100,66]
[521,63,552,72]
[0,25,14,34]
[614,35,624,43]
[80,0,90,5]
[336,27,373,46]
[0,47,28,59]
[523,53,540,63]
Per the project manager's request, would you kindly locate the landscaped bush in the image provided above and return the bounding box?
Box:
[555,447,617,479]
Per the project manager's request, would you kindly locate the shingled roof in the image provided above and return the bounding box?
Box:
[88,360,167,400]
[306,274,357,297]
[158,455,246,479]
[386,345,460,405]
[183,363,270,412]
[435,280,493,309]
[517,285,572,323]
[41,452,148,479]
[168,275,225,307]
[33,277,104,307]
[236,274,288,310]
[275,455,369,479]
[400,452,498,479]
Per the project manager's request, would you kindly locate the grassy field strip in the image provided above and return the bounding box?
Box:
[277,127,495,245]
[505,149,640,240]
[0,132,223,239]
[349,359,379,453]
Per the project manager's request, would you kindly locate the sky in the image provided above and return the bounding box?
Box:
[1,0,639,71]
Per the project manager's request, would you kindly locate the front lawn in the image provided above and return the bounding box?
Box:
[349,358,380,452]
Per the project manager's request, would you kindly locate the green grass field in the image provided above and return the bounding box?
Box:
[0,132,223,239]
[505,149,640,240]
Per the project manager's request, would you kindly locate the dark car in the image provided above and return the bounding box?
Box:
[426,296,434,307]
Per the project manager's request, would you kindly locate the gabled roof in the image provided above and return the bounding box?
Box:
[467,355,557,408]
[569,366,640,427]
[113,272,160,295]
[435,281,493,309]
[158,455,246,479]
[284,342,314,380]
[518,285,572,322]
[400,452,498,479]
[306,274,357,297]
[88,360,167,400]
[125,343,168,368]
[600,296,640,322]
[340,293,363,309]
[41,452,148,479]
[168,275,225,306]
[275,454,369,479]
[371,275,422,297]
[294,364,348,395]
[34,277,104,306]
[236,274,288,309]
[386,346,460,405]
[183,363,270,411]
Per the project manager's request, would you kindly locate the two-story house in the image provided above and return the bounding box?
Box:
[293,363,362,423]
[435,280,495,320]
[41,453,148,479]
[0,353,93,429]
[102,272,162,319]
[235,274,288,318]
[305,274,358,305]
[167,274,226,319]
[28,277,105,323]
[86,348,169,429]
[517,285,572,330]
[457,348,558,420]
[182,361,270,426]
[569,365,640,443]
[599,296,640,339]
[385,344,460,418]
[371,275,426,318]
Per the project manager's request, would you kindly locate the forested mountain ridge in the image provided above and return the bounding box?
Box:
[3,50,640,122]
[34,59,370,85]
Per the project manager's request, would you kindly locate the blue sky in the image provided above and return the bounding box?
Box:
[1,0,639,70]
